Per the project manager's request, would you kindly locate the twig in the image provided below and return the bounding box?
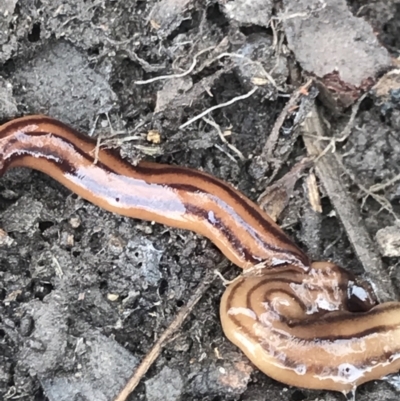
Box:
[179,87,258,129]
[202,116,245,161]
[134,47,215,85]
[270,18,279,50]
[273,2,327,23]
[93,113,116,164]
[308,92,368,160]
[303,99,398,218]
[262,79,313,162]
[135,50,279,89]
[258,158,313,220]
[214,144,238,164]
[369,172,400,194]
[113,260,229,401]
[301,105,397,302]
[88,115,100,137]
[104,33,165,73]
[212,53,279,89]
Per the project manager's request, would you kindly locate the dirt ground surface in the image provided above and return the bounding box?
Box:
[1,1,400,401]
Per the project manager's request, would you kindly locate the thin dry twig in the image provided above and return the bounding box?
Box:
[202,116,245,161]
[301,97,399,217]
[306,92,368,160]
[93,113,117,164]
[258,158,313,220]
[179,87,258,129]
[273,2,327,23]
[301,105,397,303]
[90,115,149,163]
[261,79,313,162]
[270,18,279,50]
[215,53,279,89]
[369,172,400,194]
[135,49,279,89]
[134,46,215,85]
[104,36,165,73]
[113,260,229,401]
[214,143,238,163]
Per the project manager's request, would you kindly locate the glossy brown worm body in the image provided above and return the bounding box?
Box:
[0,116,308,271]
[1,115,400,394]
[221,262,400,392]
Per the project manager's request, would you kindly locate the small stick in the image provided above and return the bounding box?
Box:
[369,172,400,194]
[202,116,245,161]
[135,50,279,88]
[306,92,368,159]
[113,260,229,401]
[179,87,258,129]
[134,46,215,85]
[301,105,397,302]
[261,79,313,162]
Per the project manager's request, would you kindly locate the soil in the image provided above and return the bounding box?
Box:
[1,1,400,401]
